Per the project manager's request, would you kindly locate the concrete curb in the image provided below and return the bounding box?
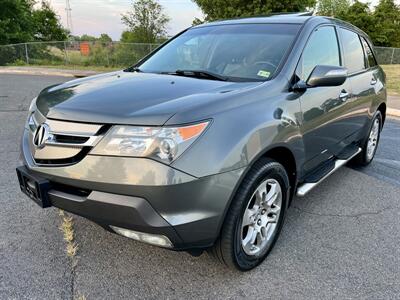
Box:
[387,108,400,118]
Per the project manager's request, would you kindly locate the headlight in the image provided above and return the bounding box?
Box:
[25,97,37,130]
[91,121,209,163]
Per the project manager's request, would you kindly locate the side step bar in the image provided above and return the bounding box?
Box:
[296,147,361,197]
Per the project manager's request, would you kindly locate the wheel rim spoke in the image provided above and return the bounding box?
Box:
[265,182,278,206]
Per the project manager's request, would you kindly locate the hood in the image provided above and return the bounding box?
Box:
[36,71,260,125]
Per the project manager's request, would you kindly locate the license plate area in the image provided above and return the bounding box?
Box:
[16,166,51,208]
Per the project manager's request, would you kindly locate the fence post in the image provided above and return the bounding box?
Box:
[24,43,29,64]
[106,42,110,66]
[64,41,69,65]
[390,47,395,64]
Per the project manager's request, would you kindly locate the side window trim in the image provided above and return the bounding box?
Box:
[361,36,378,69]
[295,24,342,81]
[359,35,369,69]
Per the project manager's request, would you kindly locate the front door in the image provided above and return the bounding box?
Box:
[297,26,352,173]
[338,29,380,142]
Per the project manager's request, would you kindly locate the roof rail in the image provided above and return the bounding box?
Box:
[270,11,314,17]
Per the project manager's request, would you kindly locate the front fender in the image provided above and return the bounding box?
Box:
[172,89,304,178]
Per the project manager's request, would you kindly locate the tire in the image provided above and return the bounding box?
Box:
[352,111,382,166]
[209,158,290,271]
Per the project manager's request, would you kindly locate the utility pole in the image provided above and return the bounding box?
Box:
[65,0,73,35]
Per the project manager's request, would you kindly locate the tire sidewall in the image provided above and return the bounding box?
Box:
[232,160,289,270]
[363,111,382,164]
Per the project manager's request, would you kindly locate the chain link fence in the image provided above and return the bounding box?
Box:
[0,41,161,68]
[0,41,399,68]
[374,47,400,64]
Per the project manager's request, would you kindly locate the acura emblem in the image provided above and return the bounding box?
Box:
[33,123,51,149]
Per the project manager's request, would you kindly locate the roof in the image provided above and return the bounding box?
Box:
[194,14,316,28]
[193,14,369,39]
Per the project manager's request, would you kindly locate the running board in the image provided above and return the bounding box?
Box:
[296,147,361,197]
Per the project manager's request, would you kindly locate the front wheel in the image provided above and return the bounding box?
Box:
[353,111,382,166]
[209,158,289,271]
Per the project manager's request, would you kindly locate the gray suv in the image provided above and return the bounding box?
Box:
[17,14,386,270]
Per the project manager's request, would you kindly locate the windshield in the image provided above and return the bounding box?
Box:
[138,24,301,82]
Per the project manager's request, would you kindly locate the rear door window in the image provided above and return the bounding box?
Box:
[361,37,377,67]
[300,26,340,81]
[339,28,366,73]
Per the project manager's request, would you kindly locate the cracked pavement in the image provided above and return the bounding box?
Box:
[1,74,399,299]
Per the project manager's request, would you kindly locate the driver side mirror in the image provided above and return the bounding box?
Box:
[293,65,348,91]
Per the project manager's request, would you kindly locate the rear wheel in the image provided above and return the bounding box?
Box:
[353,111,382,166]
[209,158,289,271]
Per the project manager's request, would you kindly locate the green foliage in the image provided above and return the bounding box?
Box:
[0,0,67,45]
[33,1,68,41]
[121,0,170,43]
[192,0,316,22]
[372,0,400,47]
[78,34,97,42]
[317,0,400,47]
[336,1,375,36]
[98,33,112,43]
[0,0,35,44]
[317,0,350,17]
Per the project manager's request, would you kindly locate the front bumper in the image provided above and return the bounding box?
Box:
[21,129,244,250]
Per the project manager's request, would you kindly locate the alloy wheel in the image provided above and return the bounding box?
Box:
[240,178,282,256]
[366,118,380,160]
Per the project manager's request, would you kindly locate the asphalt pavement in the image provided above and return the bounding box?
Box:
[0,74,399,299]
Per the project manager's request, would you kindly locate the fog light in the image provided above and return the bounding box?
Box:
[110,226,173,248]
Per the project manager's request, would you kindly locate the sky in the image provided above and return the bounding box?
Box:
[48,0,204,40]
[47,0,399,41]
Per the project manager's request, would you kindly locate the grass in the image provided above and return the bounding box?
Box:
[58,210,78,258]
[7,62,119,72]
[381,65,400,95]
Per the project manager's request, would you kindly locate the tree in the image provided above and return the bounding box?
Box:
[98,33,112,43]
[192,0,316,23]
[0,0,67,44]
[321,0,400,47]
[372,0,400,47]
[316,0,350,17]
[0,0,34,44]
[32,1,68,41]
[121,0,170,43]
[335,1,375,37]
[79,34,98,42]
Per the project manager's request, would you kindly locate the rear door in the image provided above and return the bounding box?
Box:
[297,26,352,173]
[337,28,376,142]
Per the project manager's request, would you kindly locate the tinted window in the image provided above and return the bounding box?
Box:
[339,28,365,73]
[301,26,340,81]
[139,24,301,82]
[361,37,377,67]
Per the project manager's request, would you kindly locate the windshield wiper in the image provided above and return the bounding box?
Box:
[162,69,228,81]
[125,66,142,73]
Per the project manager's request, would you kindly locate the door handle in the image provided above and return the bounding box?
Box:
[339,90,349,101]
[370,78,377,85]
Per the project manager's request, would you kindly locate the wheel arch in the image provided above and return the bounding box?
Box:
[377,102,386,126]
[214,144,299,246]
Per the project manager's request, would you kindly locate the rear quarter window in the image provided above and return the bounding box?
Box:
[339,28,365,73]
[361,37,377,67]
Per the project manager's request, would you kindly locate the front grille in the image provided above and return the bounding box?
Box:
[52,134,90,144]
[29,110,108,166]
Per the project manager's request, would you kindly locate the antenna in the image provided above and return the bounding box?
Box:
[65,0,73,34]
